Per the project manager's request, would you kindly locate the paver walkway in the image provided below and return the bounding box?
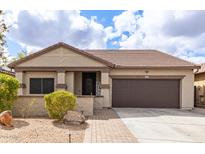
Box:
[84,109,137,143]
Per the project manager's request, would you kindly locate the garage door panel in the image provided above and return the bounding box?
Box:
[112,79,180,108]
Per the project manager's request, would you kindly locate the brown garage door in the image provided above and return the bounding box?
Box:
[112,79,180,108]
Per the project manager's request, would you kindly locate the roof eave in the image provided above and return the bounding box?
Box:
[114,65,200,69]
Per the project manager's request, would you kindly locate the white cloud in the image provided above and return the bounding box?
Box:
[4,10,108,51]
[163,11,205,37]
[4,10,205,64]
[113,10,140,34]
[114,11,205,64]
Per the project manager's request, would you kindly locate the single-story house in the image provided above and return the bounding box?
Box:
[8,42,199,116]
[0,67,15,76]
[194,63,205,107]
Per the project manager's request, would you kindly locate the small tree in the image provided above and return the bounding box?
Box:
[12,50,28,61]
[0,73,19,112]
[0,10,8,67]
[44,90,76,120]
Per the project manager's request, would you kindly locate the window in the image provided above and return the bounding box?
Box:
[30,78,54,94]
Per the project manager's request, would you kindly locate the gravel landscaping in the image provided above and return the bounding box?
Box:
[0,118,88,143]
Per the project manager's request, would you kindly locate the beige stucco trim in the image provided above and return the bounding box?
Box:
[57,72,65,84]
[16,72,24,95]
[56,84,67,89]
[101,71,111,107]
[110,75,185,79]
[74,72,82,95]
[15,67,110,71]
[66,72,74,92]
[115,65,199,70]
[101,72,109,84]
[101,84,110,89]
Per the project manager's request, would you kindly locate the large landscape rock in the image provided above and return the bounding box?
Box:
[0,110,13,127]
[63,111,86,125]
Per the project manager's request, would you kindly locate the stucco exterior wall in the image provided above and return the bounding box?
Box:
[18,47,106,67]
[66,72,74,92]
[57,72,65,84]
[181,71,194,109]
[15,68,194,111]
[14,71,106,115]
[13,96,48,117]
[13,96,94,117]
[74,72,82,95]
[15,72,25,95]
[109,69,195,109]
[194,73,205,105]
[100,72,111,108]
[76,96,94,115]
[94,97,104,109]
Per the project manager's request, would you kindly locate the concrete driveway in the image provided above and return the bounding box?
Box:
[114,108,205,143]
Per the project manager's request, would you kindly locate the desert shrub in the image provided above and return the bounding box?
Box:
[44,90,76,119]
[0,73,19,112]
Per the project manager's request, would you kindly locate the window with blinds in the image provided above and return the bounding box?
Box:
[30,78,54,94]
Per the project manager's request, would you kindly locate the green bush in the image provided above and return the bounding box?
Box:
[44,90,76,119]
[0,73,19,112]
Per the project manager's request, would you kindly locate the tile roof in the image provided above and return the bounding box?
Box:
[0,68,15,76]
[86,49,199,68]
[8,42,199,69]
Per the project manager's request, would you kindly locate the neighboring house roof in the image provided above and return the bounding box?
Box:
[86,50,199,69]
[0,67,15,76]
[195,63,205,74]
[8,42,199,69]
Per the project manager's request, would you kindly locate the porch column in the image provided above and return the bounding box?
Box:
[66,72,74,93]
[101,71,111,107]
[56,71,67,90]
[16,71,25,95]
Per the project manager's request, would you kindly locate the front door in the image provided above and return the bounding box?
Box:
[82,72,96,95]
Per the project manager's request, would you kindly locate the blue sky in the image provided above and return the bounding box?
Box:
[81,10,125,49]
[80,10,124,27]
[81,10,143,49]
[6,10,143,56]
[3,10,205,63]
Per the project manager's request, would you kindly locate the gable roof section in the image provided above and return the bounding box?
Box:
[8,42,114,68]
[86,49,199,69]
[8,42,199,69]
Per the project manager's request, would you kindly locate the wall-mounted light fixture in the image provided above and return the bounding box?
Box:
[145,75,149,79]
